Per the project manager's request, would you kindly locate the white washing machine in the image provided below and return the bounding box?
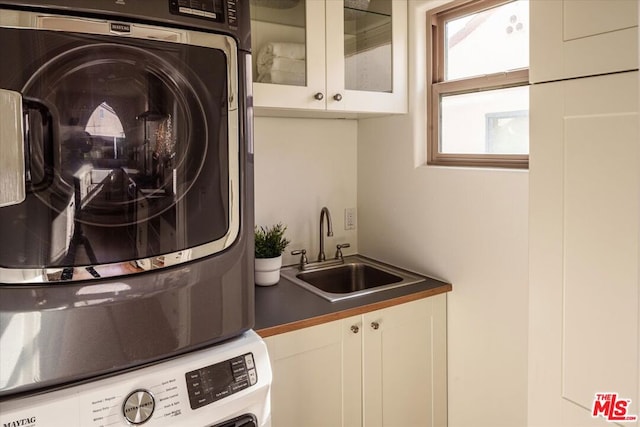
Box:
[0,331,271,427]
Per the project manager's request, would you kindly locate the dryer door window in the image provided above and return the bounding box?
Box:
[0,21,239,282]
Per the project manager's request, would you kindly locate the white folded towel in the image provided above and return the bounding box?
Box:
[256,42,306,86]
[257,56,305,77]
[258,42,306,61]
[257,69,306,86]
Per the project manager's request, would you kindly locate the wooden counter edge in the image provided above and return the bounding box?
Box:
[256,283,452,338]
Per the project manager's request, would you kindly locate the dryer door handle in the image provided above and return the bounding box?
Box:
[0,88,25,208]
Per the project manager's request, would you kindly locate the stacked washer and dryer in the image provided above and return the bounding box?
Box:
[0,1,270,425]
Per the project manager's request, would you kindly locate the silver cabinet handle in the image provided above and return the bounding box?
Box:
[350,325,359,334]
[314,92,324,101]
[371,321,380,330]
[333,93,343,101]
[0,88,25,208]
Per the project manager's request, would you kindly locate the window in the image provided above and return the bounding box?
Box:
[85,102,124,138]
[427,0,529,168]
[85,102,126,159]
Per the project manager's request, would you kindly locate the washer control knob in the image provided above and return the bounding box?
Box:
[123,389,155,425]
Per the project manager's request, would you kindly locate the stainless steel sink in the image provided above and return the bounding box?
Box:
[280,256,424,302]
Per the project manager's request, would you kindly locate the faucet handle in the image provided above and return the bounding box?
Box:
[335,243,350,260]
[291,249,308,268]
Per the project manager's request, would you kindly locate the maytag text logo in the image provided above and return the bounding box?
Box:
[3,417,36,427]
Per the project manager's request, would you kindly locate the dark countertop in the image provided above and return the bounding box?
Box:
[254,268,452,338]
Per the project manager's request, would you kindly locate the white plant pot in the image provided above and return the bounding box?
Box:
[254,255,283,286]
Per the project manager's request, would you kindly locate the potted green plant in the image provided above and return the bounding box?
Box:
[254,223,290,286]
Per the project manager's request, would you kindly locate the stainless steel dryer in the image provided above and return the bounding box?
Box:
[0,0,255,399]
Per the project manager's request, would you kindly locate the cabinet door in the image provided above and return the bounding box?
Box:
[342,315,364,427]
[325,0,408,113]
[362,295,448,427]
[264,320,346,427]
[530,0,638,83]
[251,0,327,110]
[529,71,639,426]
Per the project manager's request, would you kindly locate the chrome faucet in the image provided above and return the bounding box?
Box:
[318,206,333,261]
[291,206,349,270]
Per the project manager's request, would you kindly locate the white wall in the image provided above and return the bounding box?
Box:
[357,2,529,426]
[253,117,358,267]
[253,2,530,425]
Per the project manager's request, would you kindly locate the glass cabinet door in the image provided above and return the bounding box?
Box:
[343,0,393,93]
[250,0,306,87]
[250,0,327,110]
[326,0,407,113]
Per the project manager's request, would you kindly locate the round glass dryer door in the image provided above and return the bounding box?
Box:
[0,23,240,282]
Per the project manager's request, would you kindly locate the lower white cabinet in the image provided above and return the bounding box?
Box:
[264,294,447,427]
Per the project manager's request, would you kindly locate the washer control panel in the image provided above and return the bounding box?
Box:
[186,353,257,409]
[0,332,269,427]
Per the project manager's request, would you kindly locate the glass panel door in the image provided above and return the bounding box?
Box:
[343,0,392,93]
[250,0,307,87]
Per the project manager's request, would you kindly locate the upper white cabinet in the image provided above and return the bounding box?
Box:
[530,0,638,83]
[250,0,408,115]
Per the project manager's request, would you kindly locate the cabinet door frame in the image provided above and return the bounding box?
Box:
[342,315,363,427]
[325,0,408,114]
[252,0,327,110]
[264,319,347,427]
[361,295,447,427]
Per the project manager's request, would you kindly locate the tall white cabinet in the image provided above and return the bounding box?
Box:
[264,295,447,427]
[528,1,639,426]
